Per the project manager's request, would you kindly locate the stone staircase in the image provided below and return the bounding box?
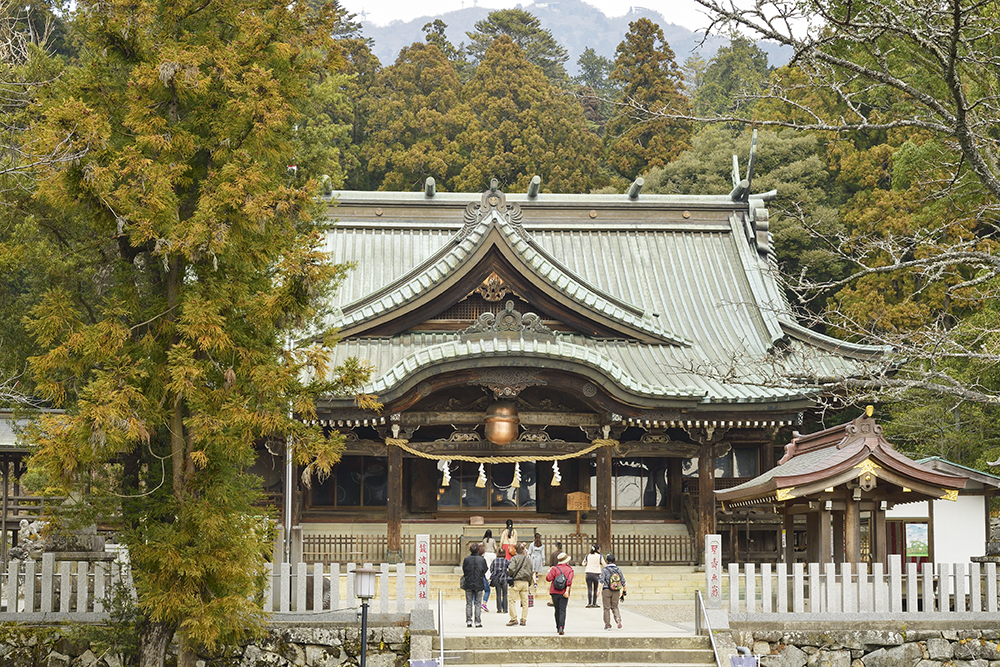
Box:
[425,565,707,601]
[432,634,715,667]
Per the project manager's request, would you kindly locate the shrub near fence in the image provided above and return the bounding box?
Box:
[302,533,696,566]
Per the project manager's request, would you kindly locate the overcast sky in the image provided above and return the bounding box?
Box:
[340,0,713,33]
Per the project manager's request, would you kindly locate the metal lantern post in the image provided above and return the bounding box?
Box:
[354,567,378,667]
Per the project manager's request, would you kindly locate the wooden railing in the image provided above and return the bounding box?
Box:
[302,532,696,566]
[724,555,1000,618]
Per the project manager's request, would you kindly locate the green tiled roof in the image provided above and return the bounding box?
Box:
[321,190,886,407]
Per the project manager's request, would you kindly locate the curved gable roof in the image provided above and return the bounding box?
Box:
[330,188,687,345]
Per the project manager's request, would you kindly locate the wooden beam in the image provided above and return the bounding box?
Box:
[596,446,612,552]
[387,445,403,563]
[398,411,604,427]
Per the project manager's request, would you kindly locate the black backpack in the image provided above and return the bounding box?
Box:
[552,565,568,591]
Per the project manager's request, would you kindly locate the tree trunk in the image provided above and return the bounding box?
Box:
[178,633,198,667]
[138,619,175,667]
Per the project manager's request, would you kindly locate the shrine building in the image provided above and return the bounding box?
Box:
[262,173,888,564]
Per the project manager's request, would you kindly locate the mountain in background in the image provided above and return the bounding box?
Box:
[358,0,791,72]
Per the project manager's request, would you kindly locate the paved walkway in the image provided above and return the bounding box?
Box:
[434,593,697,638]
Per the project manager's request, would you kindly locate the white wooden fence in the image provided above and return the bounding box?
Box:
[725,555,999,617]
[0,553,130,618]
[263,561,416,614]
[0,554,416,620]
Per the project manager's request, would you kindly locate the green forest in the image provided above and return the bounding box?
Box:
[2,0,1000,663]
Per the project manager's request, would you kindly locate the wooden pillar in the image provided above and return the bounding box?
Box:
[874,506,887,566]
[578,457,591,495]
[927,500,936,564]
[805,512,819,562]
[818,509,833,563]
[386,442,404,563]
[783,512,795,563]
[596,445,613,552]
[1,457,7,564]
[845,494,861,564]
[697,444,716,554]
[730,522,738,563]
[667,458,683,517]
[833,512,845,563]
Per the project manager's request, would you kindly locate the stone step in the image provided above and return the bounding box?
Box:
[433,636,714,666]
[437,650,715,665]
[438,635,710,650]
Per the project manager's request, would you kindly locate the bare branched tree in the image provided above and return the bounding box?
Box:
[684,0,1000,200]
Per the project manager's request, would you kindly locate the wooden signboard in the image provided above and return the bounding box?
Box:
[566,492,590,535]
[566,492,590,511]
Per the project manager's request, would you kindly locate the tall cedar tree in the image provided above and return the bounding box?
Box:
[454,36,604,193]
[365,43,468,191]
[465,9,570,87]
[606,18,692,181]
[693,36,771,118]
[26,0,371,665]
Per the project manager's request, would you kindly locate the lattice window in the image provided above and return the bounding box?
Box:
[432,293,533,321]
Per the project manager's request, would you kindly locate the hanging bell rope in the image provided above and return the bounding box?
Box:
[384,438,617,463]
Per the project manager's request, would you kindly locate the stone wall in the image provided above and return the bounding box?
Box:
[0,624,416,667]
[733,627,1000,667]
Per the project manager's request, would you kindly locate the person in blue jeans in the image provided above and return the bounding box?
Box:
[462,542,488,627]
[479,542,493,610]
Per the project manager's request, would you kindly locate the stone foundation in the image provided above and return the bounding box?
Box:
[0,624,417,667]
[733,628,1000,667]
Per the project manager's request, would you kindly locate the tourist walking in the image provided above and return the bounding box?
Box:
[545,552,574,635]
[546,540,564,606]
[462,542,488,628]
[581,545,606,608]
[489,547,510,613]
[500,519,518,554]
[481,533,497,612]
[506,542,534,626]
[600,553,627,630]
[528,533,545,587]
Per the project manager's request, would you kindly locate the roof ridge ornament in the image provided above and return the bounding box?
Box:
[462,300,554,338]
[460,179,525,240]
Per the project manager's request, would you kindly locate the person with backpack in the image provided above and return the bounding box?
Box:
[599,553,626,630]
[581,545,606,608]
[506,542,534,626]
[489,547,510,614]
[545,551,574,635]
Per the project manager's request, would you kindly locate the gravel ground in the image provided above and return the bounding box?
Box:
[620,600,697,631]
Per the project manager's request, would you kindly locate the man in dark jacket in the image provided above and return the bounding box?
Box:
[462,542,488,627]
